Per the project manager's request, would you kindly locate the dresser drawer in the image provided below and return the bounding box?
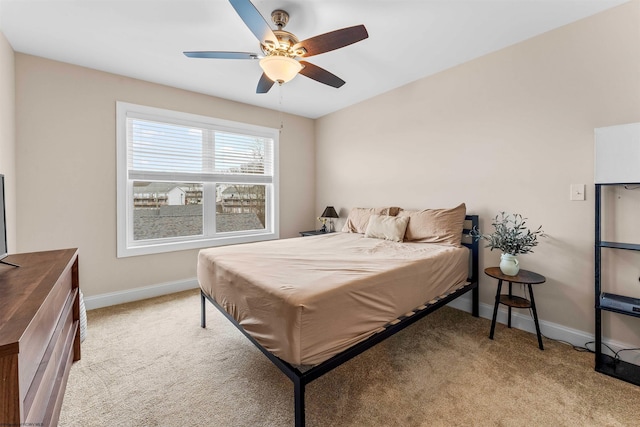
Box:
[24,289,77,423]
[18,262,74,405]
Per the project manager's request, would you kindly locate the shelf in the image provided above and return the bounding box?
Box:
[499,295,531,308]
[595,353,640,387]
[596,304,640,319]
[600,241,640,251]
[594,183,640,387]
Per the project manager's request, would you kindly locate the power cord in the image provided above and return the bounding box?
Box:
[540,324,640,366]
[533,313,640,363]
[605,346,640,363]
[513,284,640,362]
[543,334,593,353]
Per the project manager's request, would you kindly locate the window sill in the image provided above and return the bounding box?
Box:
[117,231,279,258]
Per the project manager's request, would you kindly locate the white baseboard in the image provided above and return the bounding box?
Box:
[448,293,640,365]
[83,277,199,310]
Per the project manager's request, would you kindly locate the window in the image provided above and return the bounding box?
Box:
[116,102,279,257]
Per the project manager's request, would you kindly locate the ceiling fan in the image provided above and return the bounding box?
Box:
[184,0,369,94]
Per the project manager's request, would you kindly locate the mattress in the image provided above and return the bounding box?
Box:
[197,232,469,366]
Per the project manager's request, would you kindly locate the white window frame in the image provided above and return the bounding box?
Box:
[116,102,279,258]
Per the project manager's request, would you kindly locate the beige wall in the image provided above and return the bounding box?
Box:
[316,1,640,344]
[0,31,16,251]
[15,55,315,298]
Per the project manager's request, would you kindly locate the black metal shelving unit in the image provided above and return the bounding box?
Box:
[594,183,640,386]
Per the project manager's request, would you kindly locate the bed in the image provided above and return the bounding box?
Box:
[198,209,479,427]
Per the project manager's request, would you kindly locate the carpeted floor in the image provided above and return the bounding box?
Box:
[59,289,640,426]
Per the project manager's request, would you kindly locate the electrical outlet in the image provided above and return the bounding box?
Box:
[570,184,585,201]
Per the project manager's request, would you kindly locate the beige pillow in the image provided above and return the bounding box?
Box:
[376,206,401,216]
[398,203,467,246]
[341,207,401,233]
[364,214,410,242]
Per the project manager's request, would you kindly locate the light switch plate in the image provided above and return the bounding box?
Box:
[570,184,585,201]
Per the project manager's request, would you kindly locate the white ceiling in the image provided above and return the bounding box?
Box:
[0,0,627,119]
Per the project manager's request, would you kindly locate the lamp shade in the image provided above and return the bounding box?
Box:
[321,206,339,219]
[259,56,302,83]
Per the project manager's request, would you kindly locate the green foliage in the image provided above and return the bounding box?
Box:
[470,212,545,255]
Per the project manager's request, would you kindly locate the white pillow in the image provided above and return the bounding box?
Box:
[341,206,401,233]
[364,214,410,242]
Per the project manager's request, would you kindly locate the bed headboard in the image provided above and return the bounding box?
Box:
[462,215,479,284]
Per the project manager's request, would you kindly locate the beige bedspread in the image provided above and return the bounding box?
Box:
[197,232,469,366]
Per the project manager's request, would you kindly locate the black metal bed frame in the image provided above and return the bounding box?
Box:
[200,215,479,427]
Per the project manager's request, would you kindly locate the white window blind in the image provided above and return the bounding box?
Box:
[127,118,274,184]
[129,119,204,174]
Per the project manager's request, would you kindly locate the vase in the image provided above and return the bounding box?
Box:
[500,253,520,276]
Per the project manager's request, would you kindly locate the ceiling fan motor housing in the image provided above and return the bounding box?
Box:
[271,10,289,28]
[261,10,307,58]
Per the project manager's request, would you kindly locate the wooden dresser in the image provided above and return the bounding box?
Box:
[0,249,80,426]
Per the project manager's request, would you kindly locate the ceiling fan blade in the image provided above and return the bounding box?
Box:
[184,51,260,60]
[298,61,345,88]
[293,25,368,57]
[229,0,279,47]
[256,73,275,93]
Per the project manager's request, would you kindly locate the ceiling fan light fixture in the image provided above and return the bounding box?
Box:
[259,56,302,83]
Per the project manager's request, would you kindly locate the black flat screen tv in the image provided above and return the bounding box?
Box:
[0,174,7,261]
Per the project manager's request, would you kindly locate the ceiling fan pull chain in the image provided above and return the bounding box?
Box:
[278,84,284,131]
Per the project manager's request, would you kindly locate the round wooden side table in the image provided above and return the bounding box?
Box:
[484,267,546,350]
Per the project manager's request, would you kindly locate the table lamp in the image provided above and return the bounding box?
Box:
[320,206,339,232]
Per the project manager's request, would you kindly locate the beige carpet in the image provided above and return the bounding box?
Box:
[59,289,640,426]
